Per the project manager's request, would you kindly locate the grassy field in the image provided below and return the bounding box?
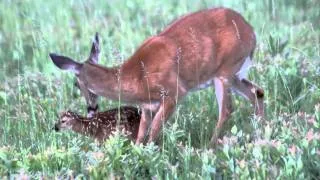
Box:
[0,0,319,179]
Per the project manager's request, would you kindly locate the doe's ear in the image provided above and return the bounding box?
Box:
[49,53,82,74]
[89,32,100,64]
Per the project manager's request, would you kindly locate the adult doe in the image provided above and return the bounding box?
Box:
[50,7,264,145]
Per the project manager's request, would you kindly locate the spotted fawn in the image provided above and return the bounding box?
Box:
[54,106,141,142]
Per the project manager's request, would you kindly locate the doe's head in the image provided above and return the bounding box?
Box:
[49,33,101,116]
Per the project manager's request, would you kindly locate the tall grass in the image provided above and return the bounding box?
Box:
[0,0,319,179]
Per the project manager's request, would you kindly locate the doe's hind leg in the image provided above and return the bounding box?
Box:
[232,77,264,117]
[232,77,265,140]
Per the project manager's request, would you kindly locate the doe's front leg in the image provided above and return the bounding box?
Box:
[147,97,176,143]
[136,108,152,144]
[210,77,233,146]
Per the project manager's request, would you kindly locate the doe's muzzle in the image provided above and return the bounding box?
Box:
[53,124,60,131]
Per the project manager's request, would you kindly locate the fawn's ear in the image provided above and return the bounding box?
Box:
[88,32,100,64]
[49,53,82,74]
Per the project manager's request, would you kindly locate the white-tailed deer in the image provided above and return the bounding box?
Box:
[54,106,141,142]
[50,7,264,146]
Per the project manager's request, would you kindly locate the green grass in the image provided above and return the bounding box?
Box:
[0,0,319,179]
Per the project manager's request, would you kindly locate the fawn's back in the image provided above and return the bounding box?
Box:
[54,107,141,142]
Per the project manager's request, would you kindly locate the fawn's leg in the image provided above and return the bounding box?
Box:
[210,77,233,145]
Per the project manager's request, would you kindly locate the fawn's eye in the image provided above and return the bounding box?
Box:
[60,117,68,123]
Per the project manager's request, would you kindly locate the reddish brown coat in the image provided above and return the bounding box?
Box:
[50,7,264,146]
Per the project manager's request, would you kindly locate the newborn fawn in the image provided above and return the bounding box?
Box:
[54,106,141,142]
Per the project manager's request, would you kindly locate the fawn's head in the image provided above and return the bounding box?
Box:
[49,33,101,117]
[54,111,83,131]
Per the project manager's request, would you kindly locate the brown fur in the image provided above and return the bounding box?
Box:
[50,7,264,146]
[54,107,141,142]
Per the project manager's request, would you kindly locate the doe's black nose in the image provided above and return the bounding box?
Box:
[53,124,60,131]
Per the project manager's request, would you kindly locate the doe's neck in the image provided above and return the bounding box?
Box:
[82,63,133,100]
